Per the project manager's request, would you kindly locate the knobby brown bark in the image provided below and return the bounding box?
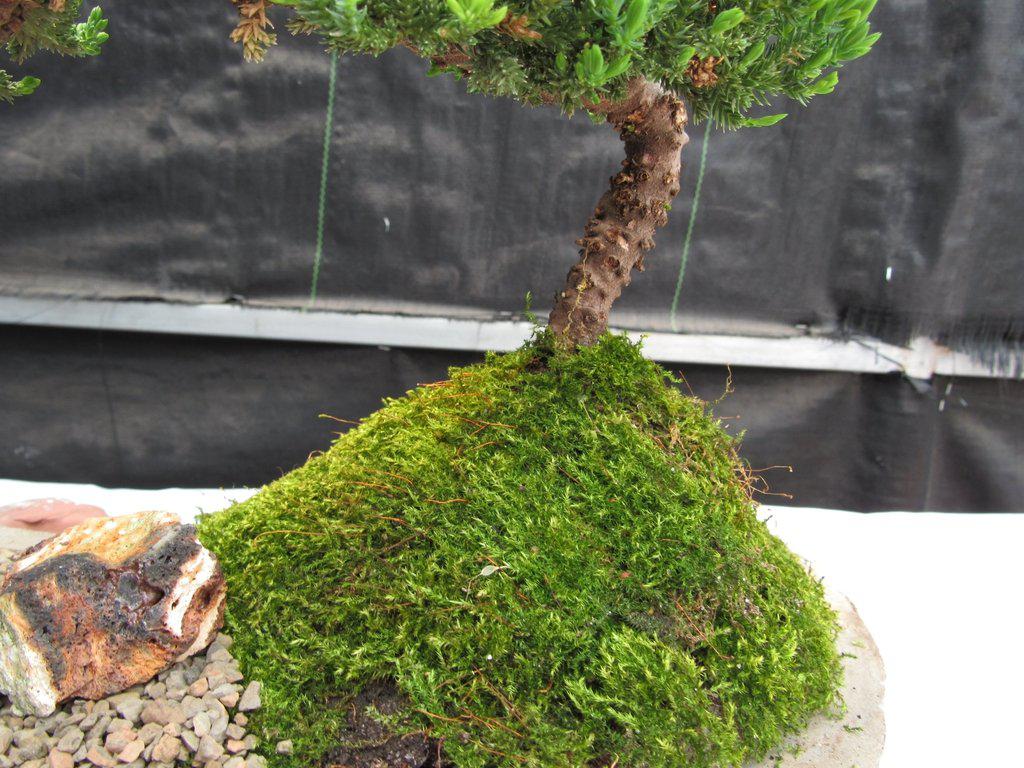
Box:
[548,77,689,347]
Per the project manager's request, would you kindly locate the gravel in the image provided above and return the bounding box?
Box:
[0,547,267,768]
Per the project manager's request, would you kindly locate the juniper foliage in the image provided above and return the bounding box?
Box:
[0,0,107,102]
[247,0,880,127]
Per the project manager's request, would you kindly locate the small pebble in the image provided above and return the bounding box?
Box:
[150,734,180,763]
[101,728,134,755]
[192,711,212,738]
[237,683,261,713]
[55,728,84,753]
[194,734,225,762]
[113,697,144,724]
[181,729,200,752]
[136,722,163,746]
[139,700,185,727]
[84,745,116,767]
[117,739,145,763]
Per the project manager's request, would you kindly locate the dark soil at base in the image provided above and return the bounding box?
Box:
[321,682,441,768]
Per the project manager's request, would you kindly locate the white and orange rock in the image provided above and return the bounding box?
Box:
[0,511,225,716]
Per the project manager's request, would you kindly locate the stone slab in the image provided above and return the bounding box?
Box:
[749,591,886,767]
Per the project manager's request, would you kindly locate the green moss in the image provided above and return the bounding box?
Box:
[197,333,841,767]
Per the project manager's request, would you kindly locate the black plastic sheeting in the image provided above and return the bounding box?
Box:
[1,326,1021,512]
[1,1,1022,363]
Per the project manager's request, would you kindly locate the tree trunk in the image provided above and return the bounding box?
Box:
[548,77,689,347]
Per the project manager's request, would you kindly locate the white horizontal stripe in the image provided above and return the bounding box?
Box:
[0,296,1002,379]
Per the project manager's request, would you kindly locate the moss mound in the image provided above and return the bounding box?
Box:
[197,334,841,767]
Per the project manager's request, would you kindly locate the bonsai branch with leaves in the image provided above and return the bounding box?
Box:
[0,0,106,102]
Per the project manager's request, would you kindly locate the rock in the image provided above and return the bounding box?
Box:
[0,512,226,716]
[55,727,83,753]
[164,670,187,699]
[116,739,145,763]
[14,728,47,759]
[209,711,229,741]
[0,546,266,768]
[237,682,261,712]
[135,722,163,745]
[188,678,210,697]
[140,700,185,727]
[208,647,232,663]
[102,727,134,755]
[105,718,133,734]
[275,739,293,755]
[192,710,212,737]
[150,734,180,762]
[144,681,167,700]
[181,729,200,752]
[84,745,117,767]
[195,734,224,762]
[85,715,111,743]
[181,695,204,720]
[203,665,228,691]
[113,696,144,724]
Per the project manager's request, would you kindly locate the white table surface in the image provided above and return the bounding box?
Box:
[2,478,1021,767]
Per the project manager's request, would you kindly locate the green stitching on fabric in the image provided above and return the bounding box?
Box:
[308,50,339,307]
[669,120,711,332]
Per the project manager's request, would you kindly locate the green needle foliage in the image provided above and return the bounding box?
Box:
[254,0,880,126]
[197,334,843,767]
[0,1,107,102]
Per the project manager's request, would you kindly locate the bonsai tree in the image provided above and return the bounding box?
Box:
[8,2,881,766]
[0,0,106,101]
[235,0,878,345]
[203,5,883,767]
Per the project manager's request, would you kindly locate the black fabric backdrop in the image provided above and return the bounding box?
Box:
[1,1,1022,509]
[1,326,1021,512]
